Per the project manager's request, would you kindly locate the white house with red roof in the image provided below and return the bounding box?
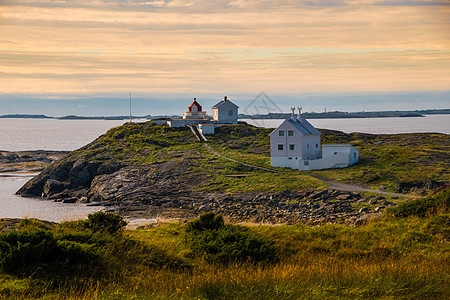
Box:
[183,98,208,120]
[270,108,358,170]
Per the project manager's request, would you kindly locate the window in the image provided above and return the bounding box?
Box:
[289,144,295,151]
[278,144,284,151]
[288,130,294,136]
[288,157,292,160]
[354,153,357,158]
[278,130,285,137]
[304,160,309,166]
[316,143,319,148]
[307,144,310,148]
[228,109,233,116]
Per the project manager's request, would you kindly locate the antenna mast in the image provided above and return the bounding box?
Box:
[129,92,132,123]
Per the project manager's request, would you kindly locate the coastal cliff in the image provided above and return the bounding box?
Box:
[16,122,449,224]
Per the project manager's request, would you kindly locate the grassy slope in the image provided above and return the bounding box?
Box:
[1,189,448,299]
[316,130,449,192]
[208,124,449,193]
[52,122,325,193]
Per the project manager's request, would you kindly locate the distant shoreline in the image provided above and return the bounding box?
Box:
[1,109,449,120]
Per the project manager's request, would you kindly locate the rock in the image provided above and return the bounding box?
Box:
[198,205,212,212]
[76,196,89,203]
[42,179,68,198]
[369,198,378,205]
[359,207,370,213]
[62,197,77,203]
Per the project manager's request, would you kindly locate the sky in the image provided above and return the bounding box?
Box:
[0,0,449,116]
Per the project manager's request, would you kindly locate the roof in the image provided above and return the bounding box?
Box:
[212,99,239,109]
[288,119,321,135]
[270,118,321,136]
[188,99,202,112]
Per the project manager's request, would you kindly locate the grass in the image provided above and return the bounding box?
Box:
[1,189,449,299]
[206,124,449,194]
[314,131,449,193]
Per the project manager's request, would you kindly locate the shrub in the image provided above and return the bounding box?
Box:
[84,212,127,234]
[388,188,449,218]
[186,213,277,264]
[0,229,102,276]
[186,212,224,231]
[0,229,58,272]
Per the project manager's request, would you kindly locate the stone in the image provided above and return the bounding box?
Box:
[42,179,68,198]
[359,207,370,213]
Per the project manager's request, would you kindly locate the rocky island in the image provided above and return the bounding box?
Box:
[15,122,449,225]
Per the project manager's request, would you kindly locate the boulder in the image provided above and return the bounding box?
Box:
[42,179,68,198]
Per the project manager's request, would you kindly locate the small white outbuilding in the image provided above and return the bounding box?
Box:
[211,96,239,124]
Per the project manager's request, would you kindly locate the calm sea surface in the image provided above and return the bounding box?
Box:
[0,115,448,222]
[0,174,101,222]
[242,114,450,135]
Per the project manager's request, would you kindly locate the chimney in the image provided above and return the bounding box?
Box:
[297,107,303,122]
[224,96,227,101]
[194,97,196,101]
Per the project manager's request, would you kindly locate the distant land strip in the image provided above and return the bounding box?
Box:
[0,109,449,120]
[239,109,450,119]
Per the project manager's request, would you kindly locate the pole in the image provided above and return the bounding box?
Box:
[129,92,132,123]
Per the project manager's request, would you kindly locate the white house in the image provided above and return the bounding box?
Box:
[212,96,239,124]
[270,108,359,170]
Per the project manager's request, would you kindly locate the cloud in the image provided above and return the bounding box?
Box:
[373,0,450,6]
[0,0,448,97]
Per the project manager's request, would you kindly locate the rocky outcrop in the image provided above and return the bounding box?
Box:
[0,150,67,172]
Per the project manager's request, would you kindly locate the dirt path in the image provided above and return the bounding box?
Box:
[309,174,417,198]
[202,143,417,198]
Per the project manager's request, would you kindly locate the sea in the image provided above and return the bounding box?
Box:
[0,115,449,223]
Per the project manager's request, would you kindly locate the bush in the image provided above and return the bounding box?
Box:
[187,212,224,231]
[388,188,449,218]
[186,213,277,264]
[84,212,127,234]
[0,228,102,275]
[0,229,58,272]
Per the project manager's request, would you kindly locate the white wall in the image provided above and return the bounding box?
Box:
[270,120,321,160]
[168,119,204,128]
[301,135,321,160]
[198,124,215,135]
[213,101,238,124]
[322,144,358,166]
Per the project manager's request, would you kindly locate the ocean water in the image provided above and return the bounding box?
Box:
[0,174,101,222]
[0,119,127,151]
[242,114,450,134]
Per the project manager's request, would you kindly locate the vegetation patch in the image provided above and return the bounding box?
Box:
[388,187,449,218]
[185,212,277,265]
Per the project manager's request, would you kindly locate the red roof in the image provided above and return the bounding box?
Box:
[188,98,202,112]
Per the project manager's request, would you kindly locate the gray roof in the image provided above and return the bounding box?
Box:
[212,99,239,109]
[288,119,321,135]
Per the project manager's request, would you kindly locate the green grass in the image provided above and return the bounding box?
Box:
[314,131,449,193]
[1,189,449,299]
